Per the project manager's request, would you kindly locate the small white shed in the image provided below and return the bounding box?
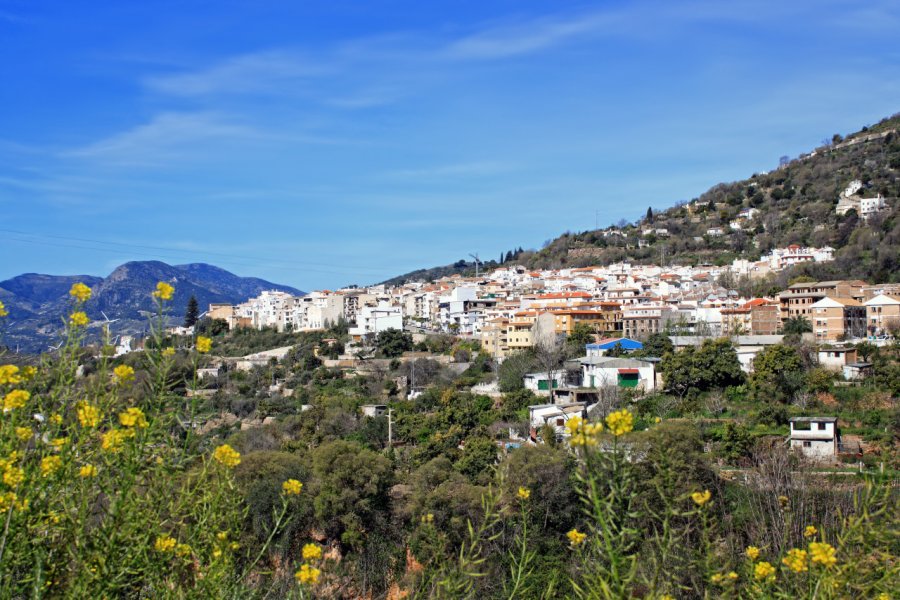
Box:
[789,417,838,460]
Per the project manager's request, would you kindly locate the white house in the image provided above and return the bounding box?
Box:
[528,403,587,441]
[788,417,838,460]
[579,357,656,391]
[360,404,388,417]
[523,371,567,396]
[816,347,858,371]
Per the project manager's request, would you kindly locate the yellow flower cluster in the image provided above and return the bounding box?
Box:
[302,543,323,561]
[691,490,712,507]
[77,402,101,428]
[710,571,739,585]
[213,444,241,468]
[101,429,132,453]
[0,365,22,385]
[69,311,90,327]
[566,528,587,547]
[517,486,531,500]
[152,281,175,301]
[421,513,434,524]
[119,407,148,428]
[295,563,321,585]
[79,464,98,478]
[754,561,776,582]
[282,479,303,495]
[3,389,30,411]
[809,541,837,568]
[50,437,68,449]
[605,409,634,436]
[3,465,25,487]
[69,282,92,302]
[566,415,603,446]
[113,364,135,383]
[196,336,212,353]
[804,525,818,538]
[745,546,760,561]
[15,427,32,442]
[40,456,62,477]
[782,548,808,573]
[162,347,176,357]
[154,535,177,553]
[175,543,193,558]
[0,299,7,317]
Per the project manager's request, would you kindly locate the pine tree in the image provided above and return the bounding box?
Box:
[184,295,200,328]
[646,206,654,223]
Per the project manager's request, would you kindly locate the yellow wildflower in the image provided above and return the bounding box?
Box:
[3,389,30,411]
[49,413,63,425]
[804,525,818,538]
[0,300,7,317]
[15,427,32,442]
[0,365,22,385]
[421,513,434,524]
[69,282,92,302]
[162,347,175,357]
[654,416,662,423]
[745,546,760,561]
[76,402,101,428]
[809,542,837,568]
[661,596,674,600]
[0,492,19,512]
[79,464,98,478]
[282,479,303,495]
[212,549,223,559]
[875,594,890,600]
[566,528,587,547]
[196,336,212,353]
[3,465,25,487]
[782,548,808,573]
[517,486,531,501]
[40,455,62,477]
[295,564,321,585]
[605,409,634,436]
[175,543,192,558]
[152,281,175,301]
[754,561,776,582]
[213,444,241,468]
[154,535,177,553]
[302,543,323,561]
[21,366,37,381]
[113,364,135,383]
[69,311,90,327]
[565,415,583,436]
[119,407,149,428]
[216,531,229,541]
[691,490,712,507]
[230,542,240,550]
[777,495,789,508]
[50,437,68,449]
[101,429,130,453]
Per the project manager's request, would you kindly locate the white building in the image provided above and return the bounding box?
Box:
[579,357,656,391]
[788,417,838,461]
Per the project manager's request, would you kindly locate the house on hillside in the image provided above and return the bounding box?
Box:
[788,417,839,460]
[585,337,643,357]
[579,356,656,391]
[528,403,588,442]
[523,371,567,396]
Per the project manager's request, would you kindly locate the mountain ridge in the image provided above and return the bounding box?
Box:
[0,261,303,352]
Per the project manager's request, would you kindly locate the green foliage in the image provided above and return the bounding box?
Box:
[374,327,413,358]
[660,338,744,397]
[750,344,806,403]
[498,350,539,393]
[184,294,200,328]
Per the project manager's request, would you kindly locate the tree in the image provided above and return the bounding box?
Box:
[375,328,413,358]
[855,341,877,362]
[636,333,674,358]
[566,322,596,354]
[750,344,805,403]
[532,314,568,403]
[183,295,199,328]
[660,338,743,398]
[782,316,812,335]
[646,206,654,223]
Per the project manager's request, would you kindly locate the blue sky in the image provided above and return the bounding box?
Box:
[1,0,898,290]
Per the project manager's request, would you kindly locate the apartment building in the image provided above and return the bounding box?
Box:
[863,294,900,336]
[810,297,867,342]
[622,305,675,339]
[778,280,866,320]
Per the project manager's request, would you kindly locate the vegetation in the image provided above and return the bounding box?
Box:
[1,285,898,598]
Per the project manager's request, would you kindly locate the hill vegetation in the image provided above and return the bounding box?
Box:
[390,113,900,286]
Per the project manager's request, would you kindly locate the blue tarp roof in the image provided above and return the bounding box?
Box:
[586,338,643,350]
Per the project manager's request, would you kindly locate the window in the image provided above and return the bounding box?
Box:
[556,418,564,426]
[803,441,811,448]
[816,422,826,431]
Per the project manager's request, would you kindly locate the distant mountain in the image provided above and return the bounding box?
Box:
[385,112,900,287]
[0,261,303,353]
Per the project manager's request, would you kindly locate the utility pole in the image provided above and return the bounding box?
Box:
[387,408,393,449]
[469,253,481,278]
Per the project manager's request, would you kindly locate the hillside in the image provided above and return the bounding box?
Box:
[390,112,900,286]
[0,261,303,353]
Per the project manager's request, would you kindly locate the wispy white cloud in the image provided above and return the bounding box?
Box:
[144,50,330,97]
[63,112,262,166]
